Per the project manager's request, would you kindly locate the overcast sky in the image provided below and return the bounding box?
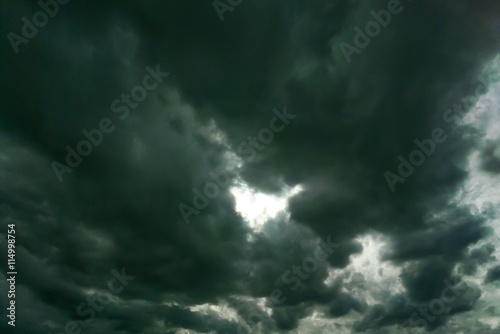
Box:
[1,1,500,333]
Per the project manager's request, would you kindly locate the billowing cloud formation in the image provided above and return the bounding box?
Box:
[1,0,500,333]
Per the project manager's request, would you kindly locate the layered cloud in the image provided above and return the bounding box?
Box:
[1,0,500,333]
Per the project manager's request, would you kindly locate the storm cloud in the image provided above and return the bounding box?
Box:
[1,0,500,333]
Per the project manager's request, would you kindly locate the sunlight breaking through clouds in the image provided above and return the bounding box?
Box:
[230,182,303,231]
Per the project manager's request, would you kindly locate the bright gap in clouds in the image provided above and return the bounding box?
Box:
[457,54,500,241]
[202,117,304,231]
[301,233,404,333]
[230,182,303,231]
[450,55,500,330]
[325,233,404,303]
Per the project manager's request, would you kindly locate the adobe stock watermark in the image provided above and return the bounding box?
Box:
[229,235,340,334]
[213,0,244,22]
[404,278,469,333]
[49,268,135,334]
[178,106,296,224]
[7,0,71,54]
[384,129,448,192]
[51,64,169,182]
[339,0,408,64]
[384,76,489,192]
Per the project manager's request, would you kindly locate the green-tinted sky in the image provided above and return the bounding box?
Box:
[1,1,500,333]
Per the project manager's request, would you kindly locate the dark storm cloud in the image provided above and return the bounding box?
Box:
[461,243,496,275]
[386,207,492,264]
[1,0,500,333]
[353,280,482,332]
[484,265,500,283]
[480,140,500,174]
